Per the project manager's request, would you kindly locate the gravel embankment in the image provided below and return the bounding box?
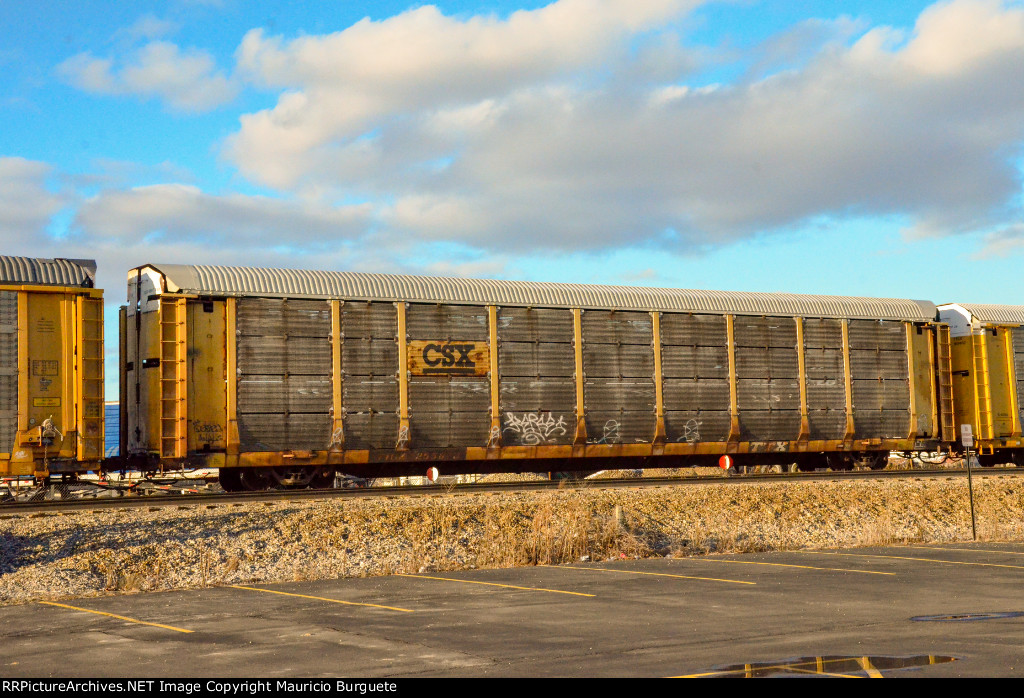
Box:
[2,476,1022,605]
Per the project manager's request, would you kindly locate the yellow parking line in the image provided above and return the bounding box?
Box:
[397,574,594,597]
[39,601,193,633]
[698,558,896,576]
[859,656,884,678]
[800,551,1024,571]
[907,545,1024,557]
[559,565,754,585]
[230,585,414,612]
[788,667,863,678]
[673,657,863,678]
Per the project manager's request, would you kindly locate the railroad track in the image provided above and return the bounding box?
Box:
[2,466,1021,515]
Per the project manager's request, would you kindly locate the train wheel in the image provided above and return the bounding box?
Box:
[854,452,889,470]
[796,456,825,472]
[238,468,274,491]
[269,466,332,488]
[826,453,854,471]
[219,468,242,492]
[309,467,335,489]
[976,453,1000,467]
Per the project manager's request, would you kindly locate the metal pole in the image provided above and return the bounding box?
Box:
[966,446,977,541]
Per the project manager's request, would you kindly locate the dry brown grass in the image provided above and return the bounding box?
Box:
[3,476,1024,604]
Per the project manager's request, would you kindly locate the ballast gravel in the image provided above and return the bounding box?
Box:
[1,475,1023,605]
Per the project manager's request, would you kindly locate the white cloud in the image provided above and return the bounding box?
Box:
[73,184,371,246]
[58,54,118,93]
[898,0,1024,74]
[220,0,1024,252]
[32,0,1024,287]
[114,15,178,44]
[979,223,1024,257]
[228,0,699,187]
[58,41,237,112]
[0,177,376,295]
[0,158,66,244]
[0,159,439,295]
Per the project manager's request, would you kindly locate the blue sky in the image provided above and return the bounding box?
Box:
[1,0,1023,398]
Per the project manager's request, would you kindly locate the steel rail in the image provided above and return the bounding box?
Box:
[1,467,1020,516]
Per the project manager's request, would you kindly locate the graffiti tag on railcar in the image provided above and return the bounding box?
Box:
[749,441,790,452]
[192,421,225,447]
[407,340,489,376]
[193,421,223,436]
[680,418,702,443]
[503,412,568,445]
[593,419,621,444]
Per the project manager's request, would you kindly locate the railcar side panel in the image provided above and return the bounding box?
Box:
[0,291,16,460]
[849,319,911,439]
[235,298,332,452]
[733,316,801,442]
[497,307,576,447]
[124,274,162,458]
[186,300,227,454]
[405,303,490,449]
[1013,329,1024,434]
[803,318,847,440]
[909,325,937,438]
[76,295,104,461]
[340,301,398,450]
[950,334,976,437]
[985,329,1015,437]
[660,313,730,444]
[581,310,655,444]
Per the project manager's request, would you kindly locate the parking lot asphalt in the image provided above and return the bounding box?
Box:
[3,542,1024,677]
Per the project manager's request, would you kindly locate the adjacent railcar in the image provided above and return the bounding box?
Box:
[122,263,953,490]
[0,256,104,480]
[937,303,1024,465]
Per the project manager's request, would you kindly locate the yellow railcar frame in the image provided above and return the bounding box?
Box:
[0,283,104,479]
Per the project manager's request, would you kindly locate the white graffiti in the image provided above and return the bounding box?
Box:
[330,426,344,448]
[487,424,501,447]
[503,412,567,445]
[594,419,621,445]
[678,418,702,444]
[396,425,409,449]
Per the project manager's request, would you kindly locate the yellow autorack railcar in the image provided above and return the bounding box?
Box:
[938,303,1024,465]
[124,262,952,490]
[0,256,104,480]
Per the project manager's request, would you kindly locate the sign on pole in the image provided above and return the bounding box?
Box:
[961,424,974,448]
[960,423,978,541]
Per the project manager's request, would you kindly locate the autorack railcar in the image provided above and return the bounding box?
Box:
[938,303,1024,465]
[120,263,955,490]
[0,256,104,481]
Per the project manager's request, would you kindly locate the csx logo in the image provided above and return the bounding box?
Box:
[422,343,475,368]
[408,340,488,376]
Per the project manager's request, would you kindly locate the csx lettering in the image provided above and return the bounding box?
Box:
[422,343,475,367]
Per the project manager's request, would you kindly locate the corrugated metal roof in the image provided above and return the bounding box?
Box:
[148,263,937,321]
[0,256,96,287]
[942,303,1024,325]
